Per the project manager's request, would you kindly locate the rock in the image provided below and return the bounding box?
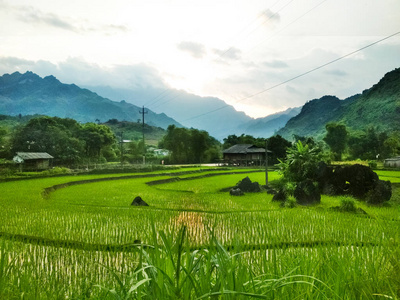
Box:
[332,164,379,198]
[131,196,149,206]
[294,179,321,205]
[230,188,244,196]
[236,176,261,192]
[272,189,287,202]
[366,180,392,204]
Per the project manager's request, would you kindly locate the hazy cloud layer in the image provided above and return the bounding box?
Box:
[0,56,167,90]
[177,41,207,58]
[260,9,281,27]
[19,7,76,31]
[2,1,128,34]
[263,60,289,69]
[213,47,242,61]
[0,0,399,118]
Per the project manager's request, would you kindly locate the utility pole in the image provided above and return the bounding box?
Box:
[139,106,148,165]
[119,132,124,166]
[265,139,268,186]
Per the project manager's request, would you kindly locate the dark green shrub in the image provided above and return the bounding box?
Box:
[366,180,392,204]
[294,179,321,205]
[339,197,357,212]
[368,160,378,169]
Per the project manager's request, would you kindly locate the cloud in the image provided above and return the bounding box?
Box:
[7,3,129,34]
[177,41,206,58]
[16,5,77,32]
[263,60,288,69]
[259,9,280,28]
[0,57,35,69]
[324,69,347,77]
[213,47,242,61]
[0,56,167,90]
[43,15,75,31]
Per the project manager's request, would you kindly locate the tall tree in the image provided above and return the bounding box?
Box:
[160,126,220,164]
[278,140,325,183]
[11,116,117,164]
[11,116,86,164]
[323,123,348,161]
[79,123,116,158]
[267,135,291,164]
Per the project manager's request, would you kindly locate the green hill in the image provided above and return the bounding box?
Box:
[0,71,182,129]
[277,68,400,140]
[103,119,166,146]
[0,115,166,148]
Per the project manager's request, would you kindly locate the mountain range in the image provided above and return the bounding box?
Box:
[0,71,298,139]
[0,67,399,141]
[276,67,400,139]
[0,71,181,129]
[84,85,300,139]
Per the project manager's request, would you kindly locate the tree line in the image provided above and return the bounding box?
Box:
[0,116,399,168]
[323,122,400,162]
[1,116,117,165]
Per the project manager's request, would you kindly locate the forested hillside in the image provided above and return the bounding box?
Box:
[0,72,182,129]
[277,68,400,140]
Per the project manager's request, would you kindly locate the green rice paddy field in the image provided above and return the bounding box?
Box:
[0,167,399,299]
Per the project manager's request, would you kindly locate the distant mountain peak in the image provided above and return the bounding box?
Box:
[0,71,182,129]
[276,67,400,140]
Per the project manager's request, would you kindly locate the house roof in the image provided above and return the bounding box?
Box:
[15,152,54,160]
[223,144,268,154]
[384,156,400,161]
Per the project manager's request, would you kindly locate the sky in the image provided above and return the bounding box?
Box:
[0,0,399,118]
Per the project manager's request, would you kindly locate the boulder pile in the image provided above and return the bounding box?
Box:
[229,176,261,196]
[316,163,391,204]
[131,196,149,206]
[274,163,392,205]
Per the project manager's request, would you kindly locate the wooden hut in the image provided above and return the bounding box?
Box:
[222,144,269,166]
[13,152,54,171]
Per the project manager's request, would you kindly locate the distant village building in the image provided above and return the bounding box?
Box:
[223,144,269,166]
[153,149,170,156]
[384,156,400,168]
[13,152,54,171]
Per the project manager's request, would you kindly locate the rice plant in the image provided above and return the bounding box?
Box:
[0,167,399,298]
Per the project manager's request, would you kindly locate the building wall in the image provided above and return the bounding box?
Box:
[24,159,50,170]
[384,159,400,168]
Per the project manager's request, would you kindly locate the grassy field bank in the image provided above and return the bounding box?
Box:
[0,167,399,299]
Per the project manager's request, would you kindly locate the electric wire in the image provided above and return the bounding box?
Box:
[182,31,400,122]
[144,0,294,112]
[244,0,329,57]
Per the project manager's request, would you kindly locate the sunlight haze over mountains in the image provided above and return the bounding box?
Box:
[0,0,399,118]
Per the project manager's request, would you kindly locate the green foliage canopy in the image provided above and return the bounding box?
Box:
[11,116,117,164]
[160,125,220,164]
[278,140,325,184]
[323,123,348,160]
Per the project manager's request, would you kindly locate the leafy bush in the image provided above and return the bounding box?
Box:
[0,167,17,177]
[280,198,296,208]
[41,167,72,176]
[339,196,357,212]
[278,141,325,183]
[366,180,392,204]
[368,160,378,169]
[277,141,326,205]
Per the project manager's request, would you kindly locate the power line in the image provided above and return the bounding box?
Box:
[144,1,293,112]
[182,31,400,122]
[221,0,294,58]
[146,0,323,114]
[245,0,329,57]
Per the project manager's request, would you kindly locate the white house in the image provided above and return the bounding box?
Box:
[384,156,400,168]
